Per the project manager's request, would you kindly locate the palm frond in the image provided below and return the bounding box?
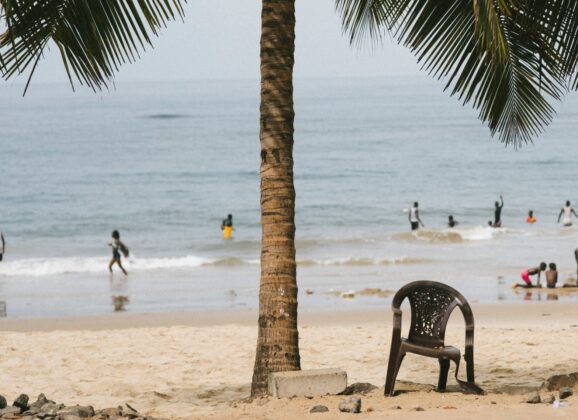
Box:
[0,0,186,93]
[335,0,391,45]
[336,0,576,146]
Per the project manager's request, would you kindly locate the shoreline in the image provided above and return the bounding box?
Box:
[1,300,577,332]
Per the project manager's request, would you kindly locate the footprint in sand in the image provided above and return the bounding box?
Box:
[490,368,515,374]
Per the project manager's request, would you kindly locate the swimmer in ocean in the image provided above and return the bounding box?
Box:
[526,210,536,224]
[448,215,458,228]
[108,230,128,275]
[494,195,504,227]
[221,214,235,239]
[557,201,577,227]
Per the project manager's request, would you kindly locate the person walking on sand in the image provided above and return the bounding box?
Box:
[108,230,129,275]
[516,262,547,288]
[557,201,577,227]
[221,214,235,239]
[408,202,424,231]
[494,195,504,227]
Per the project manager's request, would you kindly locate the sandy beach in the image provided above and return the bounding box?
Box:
[1,302,577,419]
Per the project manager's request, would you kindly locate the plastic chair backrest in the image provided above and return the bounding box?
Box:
[392,281,472,348]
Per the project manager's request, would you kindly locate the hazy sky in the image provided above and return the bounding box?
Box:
[15,0,421,84]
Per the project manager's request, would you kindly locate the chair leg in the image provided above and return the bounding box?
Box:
[465,349,475,383]
[384,349,405,396]
[437,358,450,391]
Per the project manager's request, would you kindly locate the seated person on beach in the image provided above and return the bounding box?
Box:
[516,262,547,288]
[545,263,558,289]
[221,214,235,239]
[526,210,536,224]
[448,215,458,228]
[558,201,577,227]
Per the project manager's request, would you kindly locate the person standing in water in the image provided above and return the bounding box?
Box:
[108,230,129,275]
[494,195,504,227]
[575,248,578,280]
[221,214,235,239]
[408,202,424,231]
[526,210,537,224]
[557,201,577,227]
[0,231,4,262]
[448,215,458,228]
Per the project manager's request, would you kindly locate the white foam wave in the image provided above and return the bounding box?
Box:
[0,254,432,277]
[457,226,506,241]
[392,226,515,243]
[297,257,431,266]
[0,255,216,277]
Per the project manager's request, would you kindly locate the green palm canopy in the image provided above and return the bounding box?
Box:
[336,0,578,145]
[0,0,185,92]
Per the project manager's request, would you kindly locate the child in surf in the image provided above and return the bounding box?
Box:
[515,262,547,288]
[108,230,129,275]
[545,263,558,289]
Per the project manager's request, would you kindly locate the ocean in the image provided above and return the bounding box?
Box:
[1,77,577,318]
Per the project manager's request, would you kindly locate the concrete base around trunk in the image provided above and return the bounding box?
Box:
[268,368,347,398]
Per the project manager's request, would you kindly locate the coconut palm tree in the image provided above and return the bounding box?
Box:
[1,0,577,397]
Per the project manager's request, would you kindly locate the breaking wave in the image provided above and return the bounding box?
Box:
[0,255,217,277]
[297,257,432,266]
[0,254,431,277]
[392,226,511,243]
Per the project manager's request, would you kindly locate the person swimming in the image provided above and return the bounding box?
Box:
[557,201,577,227]
[108,230,129,275]
[221,214,235,239]
[518,262,547,288]
[526,210,536,224]
[408,202,424,231]
[494,195,504,227]
[448,215,458,228]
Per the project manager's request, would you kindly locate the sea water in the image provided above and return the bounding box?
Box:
[0,77,577,318]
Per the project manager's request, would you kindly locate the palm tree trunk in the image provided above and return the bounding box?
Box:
[251,0,300,397]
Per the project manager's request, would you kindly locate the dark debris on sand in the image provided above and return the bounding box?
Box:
[0,393,165,420]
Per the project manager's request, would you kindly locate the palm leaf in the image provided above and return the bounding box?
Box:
[0,0,186,93]
[336,0,575,146]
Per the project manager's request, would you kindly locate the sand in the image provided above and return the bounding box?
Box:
[1,302,578,419]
